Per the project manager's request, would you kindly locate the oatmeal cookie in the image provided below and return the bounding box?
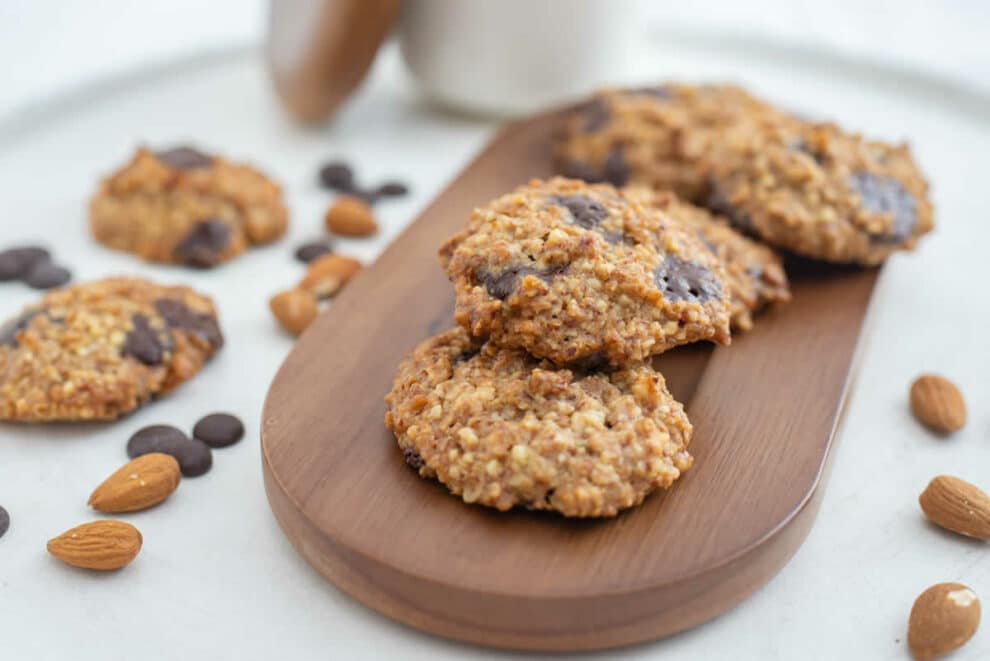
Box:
[439,178,732,367]
[629,188,790,331]
[704,120,934,264]
[384,328,693,517]
[90,146,288,267]
[0,277,223,421]
[554,84,787,200]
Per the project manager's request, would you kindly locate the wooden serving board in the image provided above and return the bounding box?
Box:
[261,109,879,652]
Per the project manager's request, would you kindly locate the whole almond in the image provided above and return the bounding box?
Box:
[910,374,966,433]
[919,475,990,540]
[298,254,362,299]
[325,195,377,237]
[88,453,181,513]
[908,582,980,660]
[47,520,143,570]
[269,288,318,335]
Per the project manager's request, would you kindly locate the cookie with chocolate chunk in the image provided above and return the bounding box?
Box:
[704,120,933,264]
[385,328,693,517]
[554,84,786,200]
[439,178,732,367]
[0,277,222,421]
[89,146,288,267]
[629,188,790,331]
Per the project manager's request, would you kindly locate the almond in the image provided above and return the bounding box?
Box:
[269,288,318,335]
[325,195,377,237]
[88,453,181,513]
[908,582,980,660]
[919,475,990,540]
[910,374,966,433]
[47,520,143,570]
[298,254,362,299]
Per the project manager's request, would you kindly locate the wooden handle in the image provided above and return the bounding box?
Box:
[267,0,401,123]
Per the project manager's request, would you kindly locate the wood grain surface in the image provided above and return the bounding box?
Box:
[261,109,879,651]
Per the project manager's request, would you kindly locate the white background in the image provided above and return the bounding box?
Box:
[0,2,988,660]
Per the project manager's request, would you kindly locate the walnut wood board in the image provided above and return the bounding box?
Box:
[261,108,879,652]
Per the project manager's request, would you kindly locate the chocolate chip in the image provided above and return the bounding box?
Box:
[478,265,563,300]
[154,299,223,350]
[0,246,50,281]
[624,85,672,99]
[127,425,191,459]
[22,261,71,290]
[0,309,42,347]
[567,352,609,372]
[403,447,425,470]
[127,425,213,477]
[603,147,630,186]
[192,413,244,448]
[156,146,213,170]
[0,505,8,540]
[847,171,917,243]
[582,98,610,132]
[174,440,213,477]
[375,181,409,197]
[558,159,605,184]
[294,240,334,263]
[706,181,754,231]
[548,194,608,230]
[122,314,164,365]
[654,255,722,303]
[318,162,355,191]
[173,220,231,268]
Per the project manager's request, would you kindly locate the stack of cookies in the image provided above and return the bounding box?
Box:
[386,83,933,519]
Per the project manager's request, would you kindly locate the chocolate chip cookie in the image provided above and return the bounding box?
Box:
[554,84,786,200]
[628,188,790,331]
[0,277,223,421]
[704,120,934,264]
[439,178,732,367]
[89,146,288,267]
[385,328,693,517]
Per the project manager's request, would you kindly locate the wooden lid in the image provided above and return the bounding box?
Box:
[267,0,402,123]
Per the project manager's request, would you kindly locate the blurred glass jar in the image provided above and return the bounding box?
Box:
[268,0,643,121]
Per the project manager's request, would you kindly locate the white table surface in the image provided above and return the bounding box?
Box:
[1,16,989,661]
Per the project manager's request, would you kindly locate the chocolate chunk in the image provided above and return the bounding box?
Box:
[156,146,213,170]
[0,505,8,540]
[478,265,563,300]
[375,181,409,197]
[567,352,609,372]
[558,159,605,184]
[127,425,191,459]
[848,171,917,243]
[173,220,231,268]
[294,240,334,263]
[654,255,722,303]
[318,162,355,191]
[403,447,425,470]
[23,261,71,290]
[192,413,244,448]
[122,314,164,365]
[603,147,630,186]
[548,194,608,230]
[625,85,672,99]
[174,440,213,477]
[154,298,223,350]
[0,246,50,281]
[706,181,754,231]
[582,98,610,132]
[127,425,213,477]
[0,309,42,347]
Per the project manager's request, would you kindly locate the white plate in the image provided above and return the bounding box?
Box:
[0,39,987,661]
